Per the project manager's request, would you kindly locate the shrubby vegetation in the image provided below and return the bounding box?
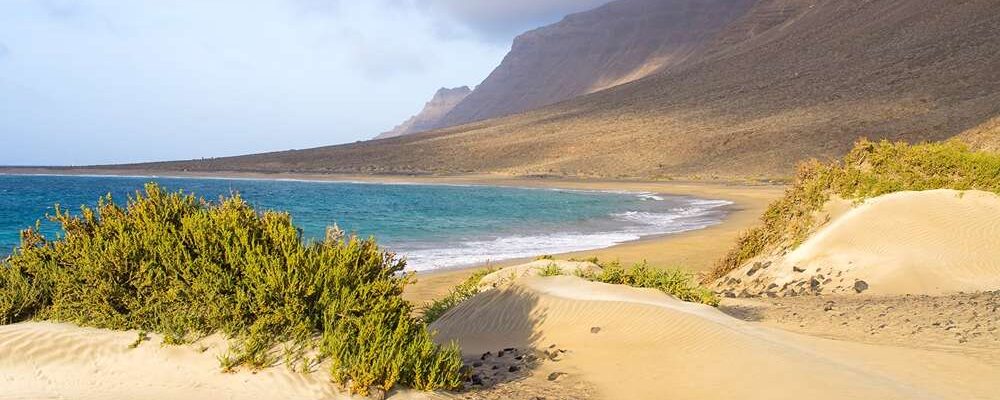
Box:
[421,267,496,324]
[709,139,1000,282]
[0,183,463,395]
[574,260,719,306]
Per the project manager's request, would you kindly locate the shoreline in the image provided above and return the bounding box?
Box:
[0,168,785,304]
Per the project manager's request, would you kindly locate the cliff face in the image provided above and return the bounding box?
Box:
[382,0,756,136]
[375,86,472,139]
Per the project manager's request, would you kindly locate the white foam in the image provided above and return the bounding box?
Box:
[401,198,733,271]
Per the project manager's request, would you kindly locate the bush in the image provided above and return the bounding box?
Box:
[577,260,719,306]
[708,139,1000,282]
[0,183,463,395]
[420,267,496,324]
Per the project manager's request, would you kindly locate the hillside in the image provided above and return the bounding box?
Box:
[375,86,471,139]
[92,0,1000,179]
[429,0,756,131]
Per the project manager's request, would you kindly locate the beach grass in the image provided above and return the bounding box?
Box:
[576,260,719,306]
[421,267,497,324]
[0,183,463,395]
[709,139,1000,282]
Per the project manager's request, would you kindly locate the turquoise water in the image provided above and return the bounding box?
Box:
[0,174,731,271]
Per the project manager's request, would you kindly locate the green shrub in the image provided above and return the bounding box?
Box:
[0,183,463,395]
[579,260,719,306]
[537,262,563,277]
[420,267,496,324]
[709,139,1000,282]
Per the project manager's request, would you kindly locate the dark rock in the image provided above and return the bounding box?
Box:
[471,374,483,385]
[854,280,869,293]
[793,266,806,273]
[497,350,505,357]
[547,372,568,381]
[472,361,483,367]
[590,326,601,334]
[508,365,520,373]
[480,352,492,360]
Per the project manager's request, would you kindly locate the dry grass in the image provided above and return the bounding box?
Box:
[707,140,1000,282]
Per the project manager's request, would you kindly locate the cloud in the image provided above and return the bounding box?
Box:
[0,43,8,59]
[421,0,612,42]
[39,0,87,19]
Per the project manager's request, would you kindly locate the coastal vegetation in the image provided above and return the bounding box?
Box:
[421,267,497,324]
[0,183,463,395]
[709,140,1000,282]
[575,260,719,306]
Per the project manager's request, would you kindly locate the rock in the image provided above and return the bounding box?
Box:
[854,280,869,293]
[508,365,520,373]
[471,374,484,386]
[793,266,806,273]
[472,361,483,367]
[497,350,505,357]
[547,372,568,381]
[590,326,601,334]
[480,352,492,360]
[747,263,762,276]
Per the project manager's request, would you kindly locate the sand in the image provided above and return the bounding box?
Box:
[717,189,1000,296]
[433,274,1000,399]
[0,322,339,400]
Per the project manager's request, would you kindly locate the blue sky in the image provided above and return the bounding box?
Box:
[0,0,609,166]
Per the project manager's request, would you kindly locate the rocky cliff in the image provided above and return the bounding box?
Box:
[375,86,472,139]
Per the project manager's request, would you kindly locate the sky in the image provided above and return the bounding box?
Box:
[0,0,610,166]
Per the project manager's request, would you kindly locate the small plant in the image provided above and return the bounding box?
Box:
[709,139,1000,283]
[537,263,563,277]
[421,267,497,324]
[128,331,150,349]
[581,260,719,306]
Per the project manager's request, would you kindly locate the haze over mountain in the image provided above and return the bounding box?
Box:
[375,87,472,139]
[70,0,1000,179]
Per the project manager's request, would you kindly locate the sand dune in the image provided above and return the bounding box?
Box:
[0,322,437,400]
[719,189,1000,296]
[432,275,1000,399]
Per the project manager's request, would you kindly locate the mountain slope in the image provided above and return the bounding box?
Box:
[100,0,1000,179]
[375,87,471,139]
[416,0,757,132]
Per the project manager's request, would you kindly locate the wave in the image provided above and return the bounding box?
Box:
[401,197,733,271]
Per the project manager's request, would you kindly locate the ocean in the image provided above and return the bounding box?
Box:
[0,174,731,271]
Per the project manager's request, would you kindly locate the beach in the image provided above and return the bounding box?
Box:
[0,168,784,304]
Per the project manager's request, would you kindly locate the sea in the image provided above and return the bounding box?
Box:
[0,174,731,271]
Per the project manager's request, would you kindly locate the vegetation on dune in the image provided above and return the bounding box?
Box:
[0,183,463,395]
[709,139,1000,282]
[421,267,497,324]
[575,260,719,307]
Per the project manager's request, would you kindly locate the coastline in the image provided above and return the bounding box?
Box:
[0,168,785,304]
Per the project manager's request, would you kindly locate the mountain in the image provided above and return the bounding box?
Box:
[94,0,1000,179]
[375,87,471,139]
[429,0,757,131]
